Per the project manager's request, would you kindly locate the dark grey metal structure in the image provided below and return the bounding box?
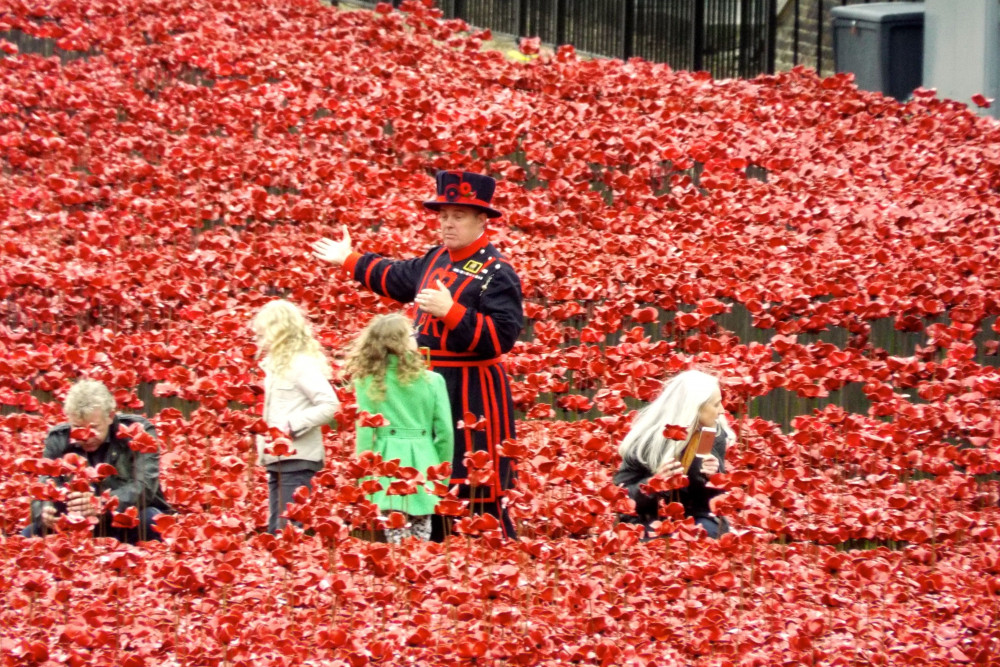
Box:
[831,2,924,100]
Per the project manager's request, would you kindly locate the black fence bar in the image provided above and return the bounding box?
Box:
[816,0,824,73]
[692,0,705,71]
[766,0,777,76]
[739,0,749,76]
[792,0,800,66]
[554,0,566,46]
[622,0,634,60]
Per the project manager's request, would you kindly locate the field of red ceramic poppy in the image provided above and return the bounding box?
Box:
[2,0,1000,664]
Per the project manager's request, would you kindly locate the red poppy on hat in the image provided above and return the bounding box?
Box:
[422,171,503,219]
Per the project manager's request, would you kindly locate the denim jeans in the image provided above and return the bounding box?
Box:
[267,469,315,533]
[22,506,164,544]
[696,515,722,539]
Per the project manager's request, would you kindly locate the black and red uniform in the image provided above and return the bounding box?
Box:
[343,231,523,536]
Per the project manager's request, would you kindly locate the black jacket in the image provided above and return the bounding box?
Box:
[30,414,172,526]
[613,428,728,531]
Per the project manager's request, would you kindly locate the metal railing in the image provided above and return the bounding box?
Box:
[345,0,921,79]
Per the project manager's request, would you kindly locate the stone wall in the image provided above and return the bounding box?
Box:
[774,0,827,74]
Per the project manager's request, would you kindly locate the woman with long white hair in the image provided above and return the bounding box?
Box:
[613,369,734,538]
[253,299,339,533]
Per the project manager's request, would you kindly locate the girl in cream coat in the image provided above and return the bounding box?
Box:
[254,300,339,533]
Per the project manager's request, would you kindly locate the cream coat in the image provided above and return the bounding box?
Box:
[257,354,339,467]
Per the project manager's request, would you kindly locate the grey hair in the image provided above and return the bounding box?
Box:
[618,370,733,473]
[64,380,116,420]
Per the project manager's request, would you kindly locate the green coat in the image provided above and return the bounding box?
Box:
[354,357,453,515]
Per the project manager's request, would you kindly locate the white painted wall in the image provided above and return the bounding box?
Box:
[923,0,1000,118]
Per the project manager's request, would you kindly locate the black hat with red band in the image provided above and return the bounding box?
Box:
[422,171,502,219]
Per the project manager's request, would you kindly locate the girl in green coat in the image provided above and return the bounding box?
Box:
[344,313,453,542]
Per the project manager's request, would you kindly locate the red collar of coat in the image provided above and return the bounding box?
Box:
[447,232,490,263]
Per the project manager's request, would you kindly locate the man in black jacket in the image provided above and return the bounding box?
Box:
[24,380,171,543]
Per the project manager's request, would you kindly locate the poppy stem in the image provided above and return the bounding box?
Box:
[327,546,340,624]
[463,533,472,585]
[930,507,938,570]
[685,541,692,600]
[113,581,123,659]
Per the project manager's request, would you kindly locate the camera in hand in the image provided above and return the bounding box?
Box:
[697,426,716,455]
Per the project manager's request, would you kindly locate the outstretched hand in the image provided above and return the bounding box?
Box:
[415,279,454,317]
[311,225,352,267]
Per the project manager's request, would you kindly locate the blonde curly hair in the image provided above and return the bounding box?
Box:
[343,313,426,402]
[253,300,332,379]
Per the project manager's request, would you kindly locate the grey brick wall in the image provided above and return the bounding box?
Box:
[774,0,839,75]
